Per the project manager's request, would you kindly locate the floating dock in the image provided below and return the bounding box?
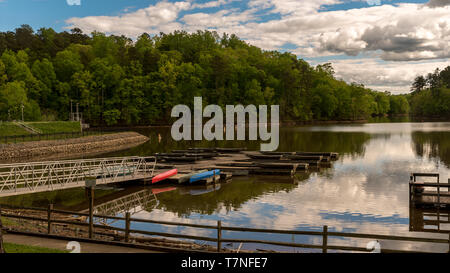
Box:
[149,148,339,185]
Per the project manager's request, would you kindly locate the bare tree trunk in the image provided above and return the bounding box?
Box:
[0,205,5,253]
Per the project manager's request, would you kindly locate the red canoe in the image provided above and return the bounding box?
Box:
[152,169,178,184]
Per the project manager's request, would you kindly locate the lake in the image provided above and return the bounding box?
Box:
[2,121,450,252]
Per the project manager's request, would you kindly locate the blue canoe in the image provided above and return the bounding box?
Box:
[189,169,221,183]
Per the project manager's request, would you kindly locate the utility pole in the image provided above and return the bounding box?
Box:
[21,104,24,122]
[76,103,79,122]
[70,100,73,121]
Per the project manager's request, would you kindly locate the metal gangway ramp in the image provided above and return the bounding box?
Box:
[84,189,158,225]
[90,189,157,216]
[0,156,156,197]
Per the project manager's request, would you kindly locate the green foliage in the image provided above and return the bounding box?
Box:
[0,81,28,120]
[409,88,450,117]
[409,66,450,118]
[0,27,418,124]
[389,95,409,115]
[103,109,121,125]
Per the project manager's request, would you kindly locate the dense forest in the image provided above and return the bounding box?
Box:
[409,67,450,118]
[0,25,445,126]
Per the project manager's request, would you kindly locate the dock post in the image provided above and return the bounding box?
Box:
[85,177,96,239]
[217,220,222,253]
[47,204,53,234]
[322,225,328,253]
[88,187,94,239]
[125,212,131,243]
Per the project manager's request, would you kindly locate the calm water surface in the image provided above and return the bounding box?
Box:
[2,121,450,252]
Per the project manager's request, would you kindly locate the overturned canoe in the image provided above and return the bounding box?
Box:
[161,156,202,162]
[215,147,246,153]
[284,155,324,161]
[295,152,339,159]
[152,169,178,184]
[247,154,282,160]
[189,169,221,183]
[188,147,216,152]
[177,169,208,184]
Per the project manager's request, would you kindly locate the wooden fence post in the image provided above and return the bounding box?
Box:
[0,205,5,253]
[47,204,53,234]
[322,225,328,253]
[125,212,131,243]
[87,187,94,239]
[217,220,222,253]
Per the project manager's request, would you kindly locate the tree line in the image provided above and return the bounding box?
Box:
[0,25,427,126]
[409,67,450,118]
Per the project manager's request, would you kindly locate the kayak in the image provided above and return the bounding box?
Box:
[189,169,221,183]
[177,169,208,184]
[152,169,178,184]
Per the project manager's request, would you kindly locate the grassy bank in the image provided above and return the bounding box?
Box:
[24,121,81,134]
[0,121,81,137]
[0,123,29,136]
[4,242,68,253]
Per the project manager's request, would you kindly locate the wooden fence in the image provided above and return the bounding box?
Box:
[1,204,449,253]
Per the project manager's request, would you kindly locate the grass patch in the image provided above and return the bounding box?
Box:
[24,121,81,134]
[0,122,30,137]
[3,242,69,253]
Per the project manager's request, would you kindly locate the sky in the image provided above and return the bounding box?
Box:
[0,0,449,94]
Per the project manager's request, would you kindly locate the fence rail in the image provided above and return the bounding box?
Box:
[1,204,449,253]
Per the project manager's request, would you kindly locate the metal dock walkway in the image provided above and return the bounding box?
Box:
[0,156,156,197]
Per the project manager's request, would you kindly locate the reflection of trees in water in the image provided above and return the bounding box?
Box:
[279,131,370,157]
[105,128,371,158]
[412,131,450,168]
[146,176,307,217]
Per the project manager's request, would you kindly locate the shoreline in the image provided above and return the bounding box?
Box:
[0,132,149,163]
[90,117,450,131]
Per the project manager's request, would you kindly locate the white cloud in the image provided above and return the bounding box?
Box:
[191,0,235,9]
[66,1,191,37]
[65,0,450,92]
[67,0,81,6]
[329,58,450,93]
